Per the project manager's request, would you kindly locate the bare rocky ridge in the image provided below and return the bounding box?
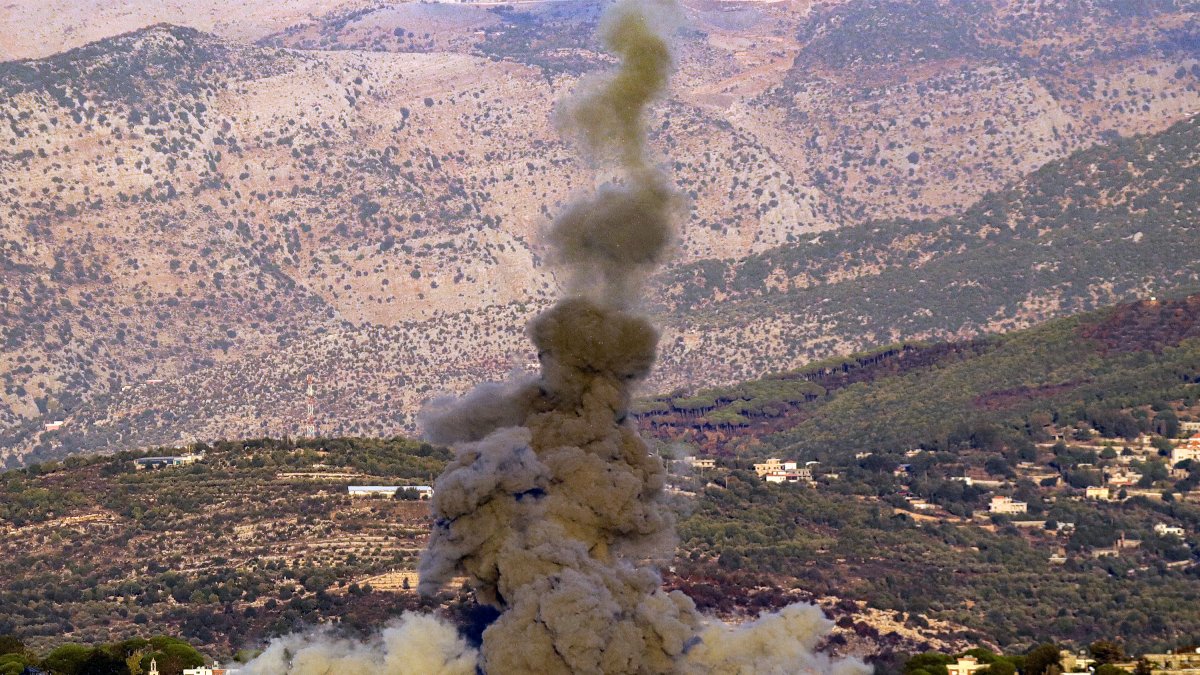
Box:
[1,0,1199,463]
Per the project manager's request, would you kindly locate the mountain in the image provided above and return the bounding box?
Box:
[0,0,368,61]
[2,0,1200,463]
[653,113,1200,389]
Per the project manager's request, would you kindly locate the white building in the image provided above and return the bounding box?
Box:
[347,485,433,499]
[1085,486,1111,501]
[1155,523,1185,538]
[947,656,987,675]
[754,458,798,477]
[183,663,239,675]
[989,496,1027,514]
[764,467,814,484]
[684,457,716,469]
[132,453,204,470]
[1170,439,1200,465]
[1060,650,1095,675]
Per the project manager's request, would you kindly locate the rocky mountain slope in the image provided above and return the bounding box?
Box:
[2,0,1199,463]
[653,112,1200,386]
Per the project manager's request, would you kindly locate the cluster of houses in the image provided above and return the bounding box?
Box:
[946,647,1200,675]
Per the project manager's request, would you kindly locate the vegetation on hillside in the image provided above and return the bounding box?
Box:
[0,438,446,657]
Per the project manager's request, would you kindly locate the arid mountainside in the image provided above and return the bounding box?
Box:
[653,113,1200,385]
[0,0,371,62]
[2,0,1199,463]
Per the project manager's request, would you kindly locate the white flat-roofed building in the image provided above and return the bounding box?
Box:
[347,485,433,499]
[764,467,814,484]
[132,453,204,470]
[754,458,798,477]
[947,656,987,675]
[1171,438,1200,464]
[989,496,1027,514]
[1155,523,1185,537]
[183,663,239,675]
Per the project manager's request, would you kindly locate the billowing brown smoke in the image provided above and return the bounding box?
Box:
[416,0,869,672]
[547,0,678,307]
[243,0,871,672]
[241,613,477,674]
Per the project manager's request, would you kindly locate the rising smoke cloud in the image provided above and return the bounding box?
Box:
[240,612,477,675]
[243,0,871,672]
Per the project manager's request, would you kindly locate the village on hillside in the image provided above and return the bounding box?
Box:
[669,419,1200,571]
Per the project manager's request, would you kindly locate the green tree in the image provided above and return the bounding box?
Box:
[984,662,1017,675]
[79,648,131,675]
[42,644,93,675]
[0,637,22,657]
[141,638,204,675]
[0,653,31,675]
[1090,640,1124,665]
[904,652,953,675]
[1024,644,1061,675]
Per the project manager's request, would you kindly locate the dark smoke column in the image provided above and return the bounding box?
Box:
[418,1,700,671]
[419,1,870,673]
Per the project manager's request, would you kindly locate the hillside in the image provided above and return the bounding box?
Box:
[643,293,1200,655]
[653,113,1200,388]
[3,1,1200,463]
[640,293,1200,460]
[0,437,969,664]
[3,298,1200,663]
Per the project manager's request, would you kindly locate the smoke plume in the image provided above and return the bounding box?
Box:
[240,613,477,675]
[243,0,870,672]
[548,0,679,307]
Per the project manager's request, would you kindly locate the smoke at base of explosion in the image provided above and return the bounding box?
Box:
[241,0,870,673]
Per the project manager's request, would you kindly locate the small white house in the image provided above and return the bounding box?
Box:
[947,656,987,675]
[183,663,239,675]
[347,485,433,499]
[1155,523,1185,538]
[132,453,204,470]
[763,467,814,484]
